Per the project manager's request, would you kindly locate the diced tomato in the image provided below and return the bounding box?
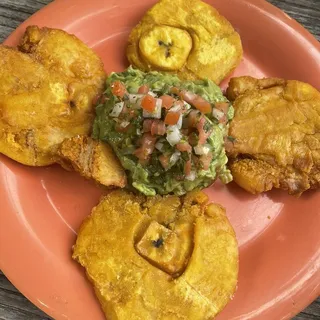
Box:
[197,117,211,144]
[134,148,150,165]
[176,141,192,152]
[141,94,156,112]
[138,85,149,94]
[214,102,229,114]
[188,110,200,128]
[151,120,166,136]
[141,133,157,150]
[200,154,213,170]
[192,96,212,114]
[214,102,229,124]
[159,154,170,170]
[180,90,198,104]
[184,159,192,176]
[143,119,153,132]
[224,136,235,153]
[111,81,126,98]
[160,95,175,109]
[170,87,181,96]
[175,175,185,181]
[134,133,157,164]
[219,115,228,125]
[134,133,157,163]
[164,111,181,125]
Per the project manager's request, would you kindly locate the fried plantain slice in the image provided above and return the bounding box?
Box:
[57,135,127,188]
[73,190,238,320]
[227,76,320,195]
[127,0,243,84]
[0,26,106,166]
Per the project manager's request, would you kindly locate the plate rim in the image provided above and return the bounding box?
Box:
[0,0,319,319]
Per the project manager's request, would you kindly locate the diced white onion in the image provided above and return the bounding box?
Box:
[170,151,181,166]
[166,125,182,146]
[110,101,124,117]
[170,104,182,112]
[183,101,191,110]
[155,141,164,152]
[143,99,162,119]
[120,120,130,128]
[212,108,225,120]
[194,144,211,155]
[128,94,143,104]
[186,170,196,181]
[176,114,183,129]
[148,91,157,97]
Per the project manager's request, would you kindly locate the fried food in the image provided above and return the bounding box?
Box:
[226,76,320,195]
[0,26,106,166]
[57,135,127,188]
[127,0,243,84]
[73,190,238,320]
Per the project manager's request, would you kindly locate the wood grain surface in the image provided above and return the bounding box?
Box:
[0,0,319,320]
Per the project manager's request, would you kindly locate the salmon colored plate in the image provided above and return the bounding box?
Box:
[0,0,320,319]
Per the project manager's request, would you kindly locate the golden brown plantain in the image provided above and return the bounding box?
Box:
[0,26,106,166]
[227,76,320,195]
[57,135,127,188]
[73,190,238,320]
[127,0,243,84]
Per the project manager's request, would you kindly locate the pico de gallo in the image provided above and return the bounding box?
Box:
[93,67,233,196]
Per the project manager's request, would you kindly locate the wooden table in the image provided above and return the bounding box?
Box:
[0,0,319,319]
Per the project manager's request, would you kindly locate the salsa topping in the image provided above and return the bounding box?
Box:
[93,68,233,196]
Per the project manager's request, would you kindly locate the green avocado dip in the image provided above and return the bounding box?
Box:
[93,67,233,196]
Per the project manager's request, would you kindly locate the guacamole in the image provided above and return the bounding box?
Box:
[93,67,233,196]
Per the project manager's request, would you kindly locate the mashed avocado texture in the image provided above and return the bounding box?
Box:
[93,67,233,196]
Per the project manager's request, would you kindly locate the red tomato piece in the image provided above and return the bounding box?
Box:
[197,117,211,144]
[219,115,228,125]
[134,133,157,163]
[214,102,229,114]
[184,159,192,176]
[143,119,153,132]
[160,95,175,109]
[151,120,166,136]
[176,141,192,152]
[138,85,149,94]
[200,154,213,170]
[164,112,181,125]
[141,94,156,112]
[188,110,200,128]
[159,154,170,170]
[224,136,235,153]
[180,90,198,104]
[192,97,212,114]
[111,81,126,98]
[169,87,181,96]
[134,148,150,165]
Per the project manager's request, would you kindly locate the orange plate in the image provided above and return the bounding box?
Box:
[0,0,320,319]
